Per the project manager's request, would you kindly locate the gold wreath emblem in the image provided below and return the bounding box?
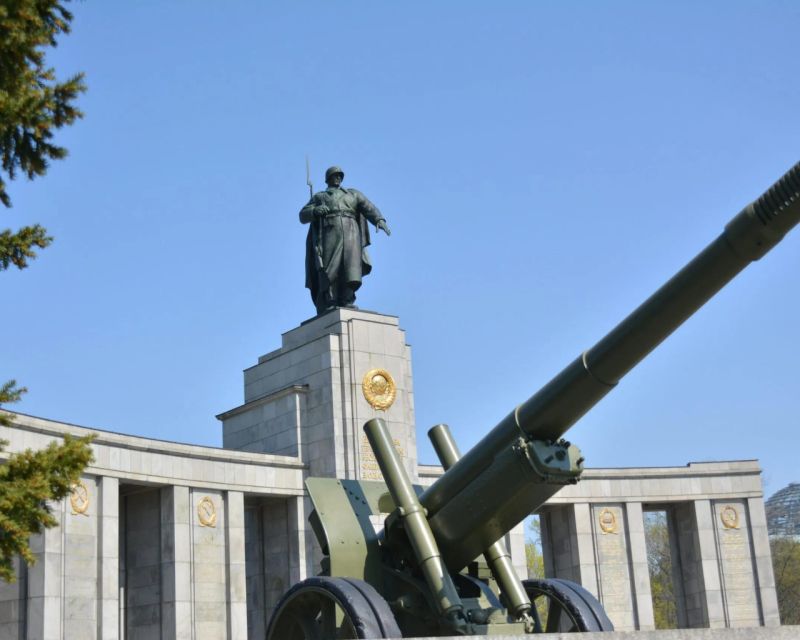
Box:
[362,368,397,411]
[70,481,90,515]
[197,496,217,527]
[598,508,617,534]
[720,505,739,529]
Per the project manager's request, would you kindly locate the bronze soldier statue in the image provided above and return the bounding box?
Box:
[300,166,391,315]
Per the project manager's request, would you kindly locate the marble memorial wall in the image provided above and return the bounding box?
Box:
[712,500,761,626]
[541,462,780,631]
[591,504,637,630]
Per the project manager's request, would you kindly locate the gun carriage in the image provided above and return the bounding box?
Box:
[268,162,800,638]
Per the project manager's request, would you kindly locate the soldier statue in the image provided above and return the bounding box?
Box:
[300,166,391,315]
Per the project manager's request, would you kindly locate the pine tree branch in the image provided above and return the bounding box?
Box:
[0,0,86,209]
[0,225,53,270]
[0,380,27,427]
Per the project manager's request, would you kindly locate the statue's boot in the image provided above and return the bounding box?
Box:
[315,286,337,315]
[338,283,357,309]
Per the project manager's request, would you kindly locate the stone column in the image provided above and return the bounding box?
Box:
[98,476,120,639]
[289,495,313,584]
[747,496,780,626]
[63,476,101,639]
[540,503,600,596]
[161,485,193,639]
[573,503,600,597]
[0,557,27,639]
[590,503,636,630]
[693,499,727,627]
[673,501,709,627]
[26,498,64,640]
[625,502,655,630]
[225,491,248,640]
[711,499,765,627]
[541,505,578,583]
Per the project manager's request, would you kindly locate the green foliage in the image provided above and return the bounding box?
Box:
[1,384,95,584]
[771,536,800,625]
[644,511,678,629]
[525,516,545,579]
[0,224,51,270]
[0,428,94,582]
[0,380,26,427]
[0,0,85,270]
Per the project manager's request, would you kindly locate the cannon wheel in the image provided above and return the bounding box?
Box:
[266,576,402,639]
[523,578,615,633]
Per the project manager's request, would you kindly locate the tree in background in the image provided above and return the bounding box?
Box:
[525,515,545,579]
[0,0,92,582]
[644,511,678,629]
[771,536,800,625]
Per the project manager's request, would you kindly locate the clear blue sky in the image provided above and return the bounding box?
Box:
[4,2,799,498]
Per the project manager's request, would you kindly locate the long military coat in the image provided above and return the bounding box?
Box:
[299,186,385,303]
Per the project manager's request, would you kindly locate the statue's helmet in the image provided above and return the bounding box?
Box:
[325,166,345,182]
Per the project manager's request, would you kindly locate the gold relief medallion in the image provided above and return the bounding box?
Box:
[69,481,90,515]
[720,505,739,529]
[197,496,217,527]
[362,368,397,411]
[598,508,618,534]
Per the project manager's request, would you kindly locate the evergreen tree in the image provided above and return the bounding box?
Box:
[0,0,92,582]
[0,0,85,268]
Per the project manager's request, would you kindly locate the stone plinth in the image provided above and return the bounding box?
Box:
[218,308,418,482]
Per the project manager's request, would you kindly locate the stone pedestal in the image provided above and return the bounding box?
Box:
[219,308,418,482]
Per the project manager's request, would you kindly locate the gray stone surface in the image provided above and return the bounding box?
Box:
[225,491,248,640]
[748,496,781,625]
[625,502,655,631]
[26,499,64,640]
[98,476,119,640]
[161,485,191,640]
[220,308,418,482]
[0,557,26,640]
[372,627,800,640]
[592,504,636,630]
[712,499,759,626]
[190,489,227,638]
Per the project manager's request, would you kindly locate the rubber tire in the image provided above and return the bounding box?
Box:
[338,578,402,638]
[549,578,615,631]
[266,576,401,639]
[523,578,615,632]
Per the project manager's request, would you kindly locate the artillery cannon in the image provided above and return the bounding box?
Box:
[267,162,800,638]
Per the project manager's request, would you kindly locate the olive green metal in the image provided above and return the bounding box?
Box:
[363,417,466,626]
[429,423,533,621]
[419,161,800,571]
[305,477,392,584]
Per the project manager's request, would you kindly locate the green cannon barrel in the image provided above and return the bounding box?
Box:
[417,162,800,572]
